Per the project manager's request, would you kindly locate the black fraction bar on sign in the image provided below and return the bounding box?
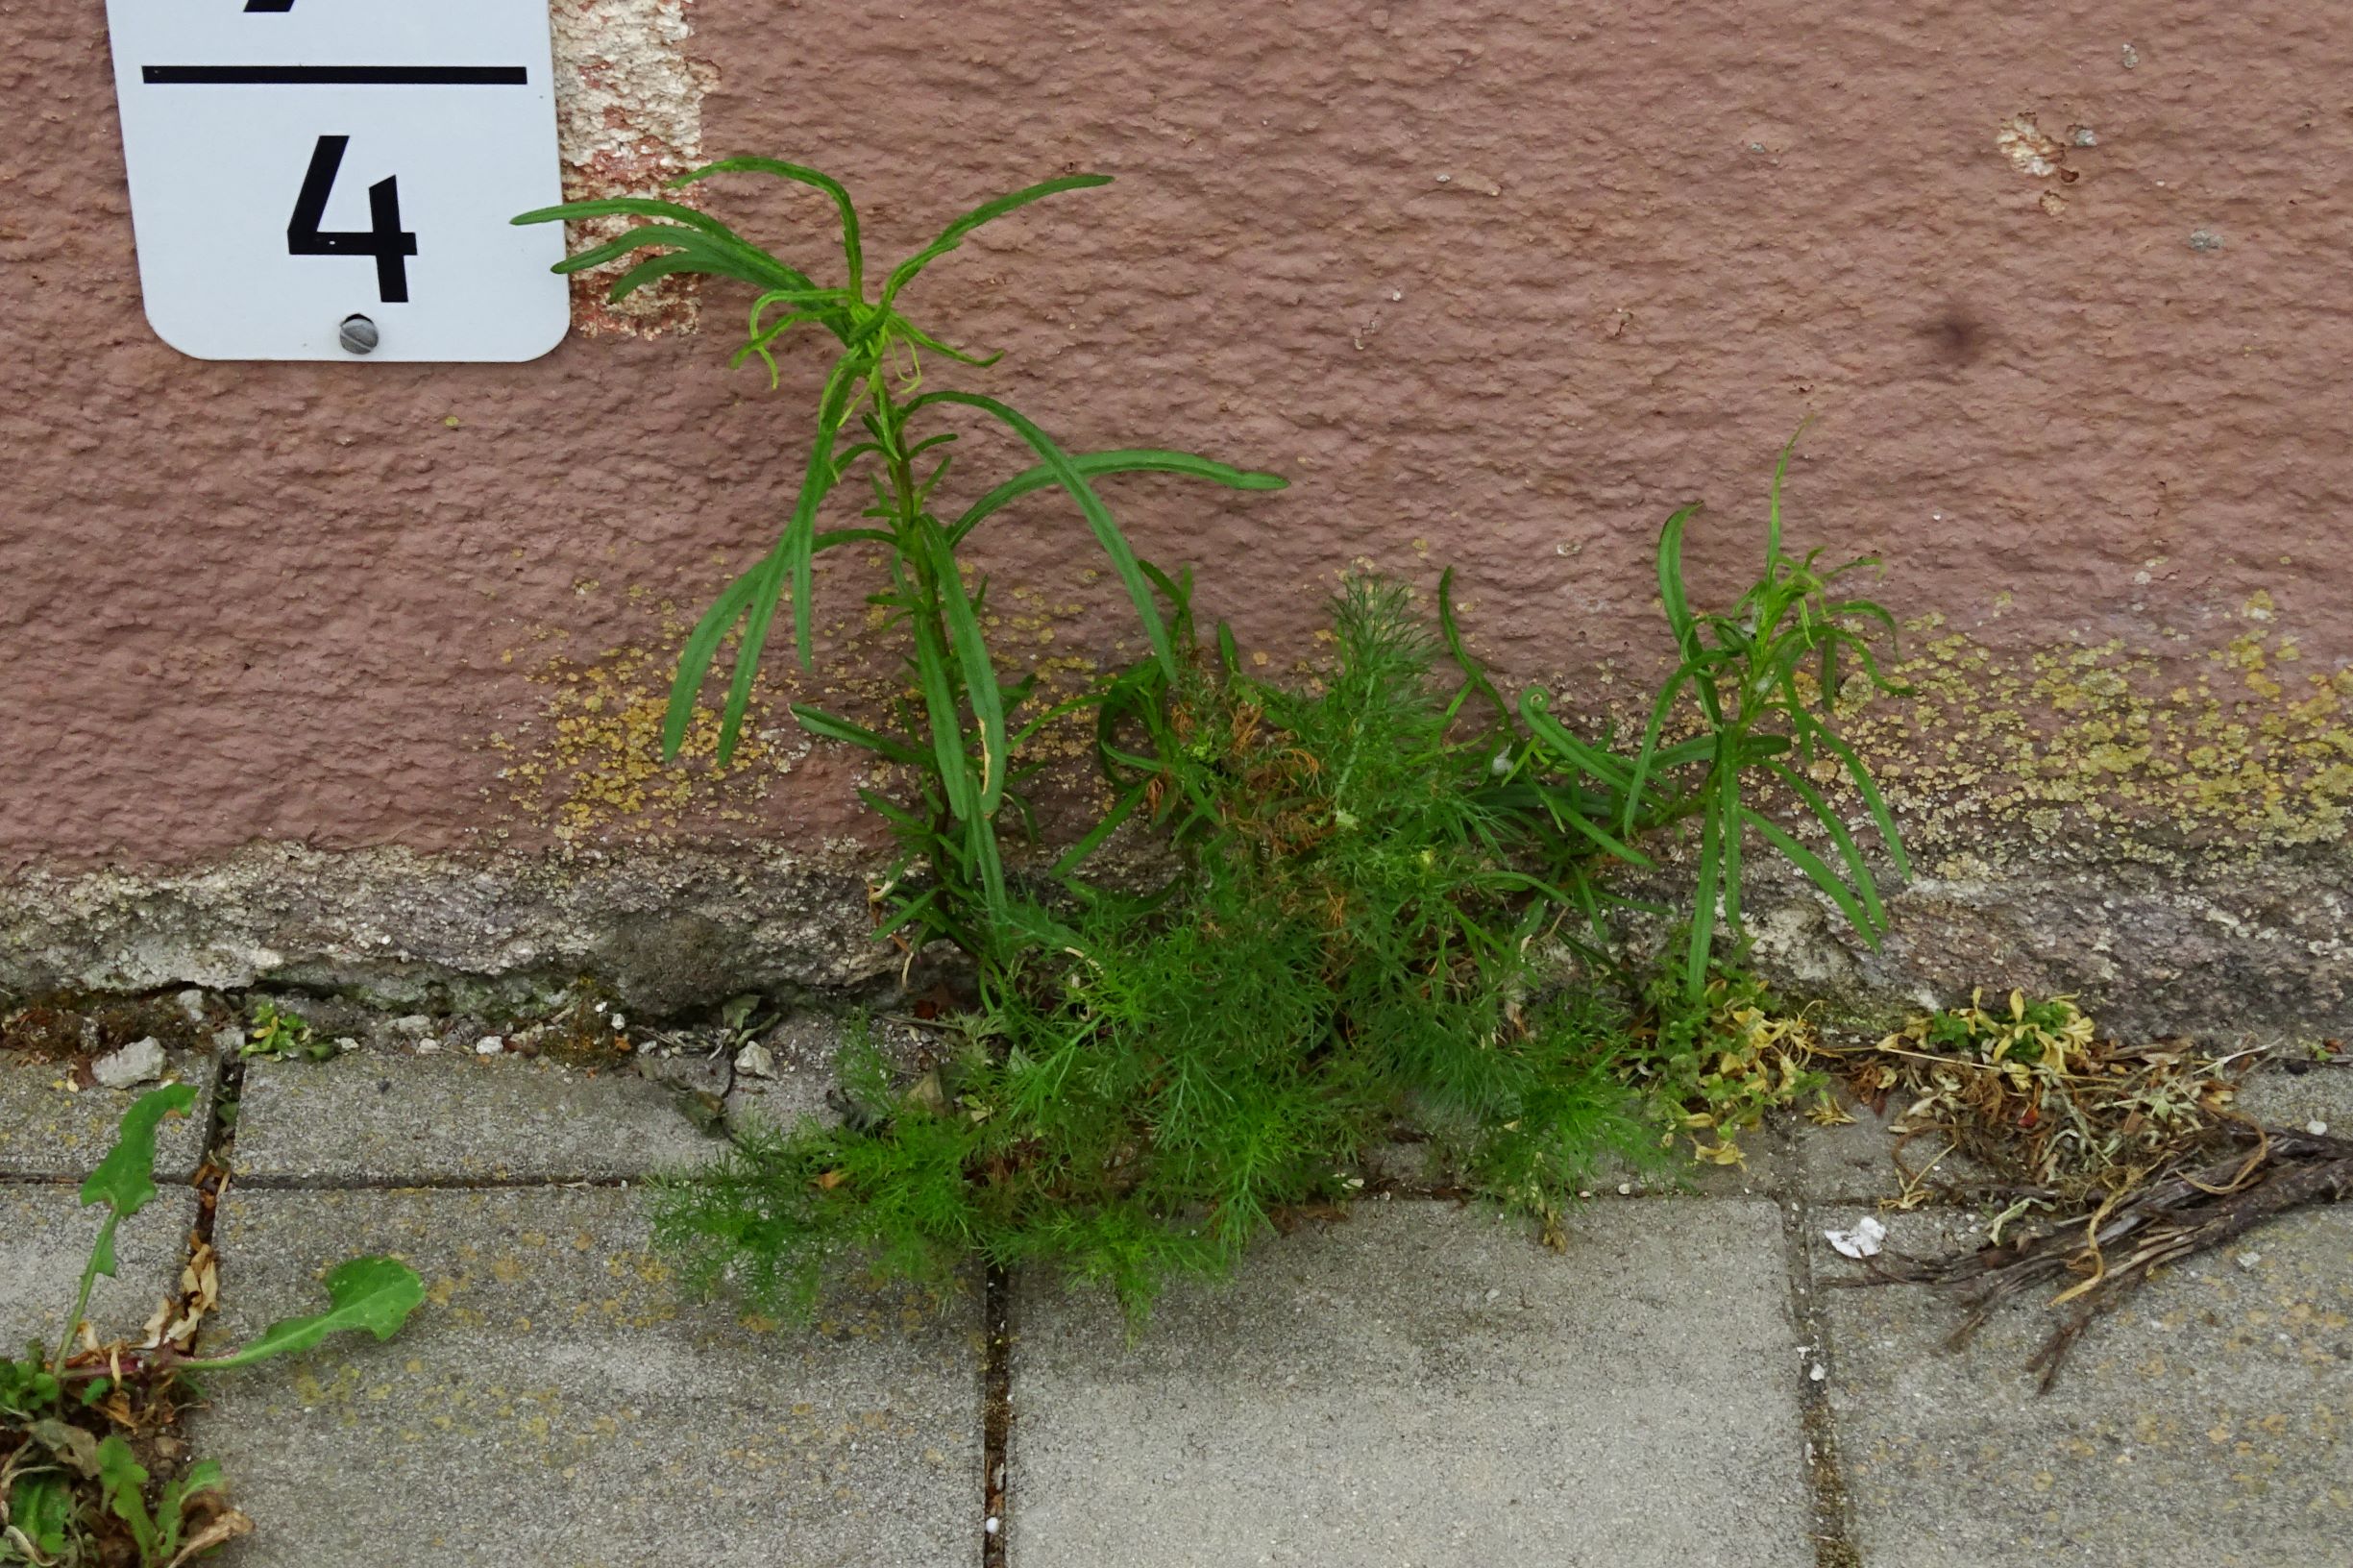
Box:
[141,65,528,86]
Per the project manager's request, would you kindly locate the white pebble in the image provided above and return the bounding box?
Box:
[2308,1119,2330,1137]
[92,1038,167,1090]
[1809,1362,1827,1382]
[476,1036,504,1056]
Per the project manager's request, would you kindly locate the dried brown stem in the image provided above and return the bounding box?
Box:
[1835,1124,2353,1391]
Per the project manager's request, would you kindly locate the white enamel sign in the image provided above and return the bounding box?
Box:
[104,0,571,361]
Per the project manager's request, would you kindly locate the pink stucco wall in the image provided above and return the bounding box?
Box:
[3,3,2346,972]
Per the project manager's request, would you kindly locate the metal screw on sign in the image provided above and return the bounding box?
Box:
[338,313,380,355]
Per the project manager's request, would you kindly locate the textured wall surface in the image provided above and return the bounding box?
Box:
[2,3,2347,1023]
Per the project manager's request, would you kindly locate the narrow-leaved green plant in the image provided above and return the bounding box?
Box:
[517,162,1285,972]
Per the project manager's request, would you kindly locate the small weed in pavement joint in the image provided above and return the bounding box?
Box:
[237,1000,331,1064]
[0,1088,425,1565]
[1840,990,2246,1207]
[1624,968,1825,1167]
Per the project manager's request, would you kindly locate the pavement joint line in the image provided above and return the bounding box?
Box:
[188,1051,245,1280]
[226,1172,645,1191]
[1780,1193,1863,1568]
[982,1264,1013,1568]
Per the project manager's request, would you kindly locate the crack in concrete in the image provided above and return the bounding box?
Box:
[983,1264,1013,1568]
[1781,1153,1864,1568]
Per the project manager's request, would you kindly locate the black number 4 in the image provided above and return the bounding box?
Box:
[287,135,417,304]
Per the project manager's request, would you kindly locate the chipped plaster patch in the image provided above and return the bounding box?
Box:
[1997,113,2064,179]
[1997,113,2085,218]
[550,0,712,335]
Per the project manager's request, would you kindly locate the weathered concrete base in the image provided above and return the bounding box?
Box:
[8,843,2347,1036]
[1009,1198,1814,1568]
[0,842,894,1017]
[1660,856,2353,1041]
[192,1188,982,1568]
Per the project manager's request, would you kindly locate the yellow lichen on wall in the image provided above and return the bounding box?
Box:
[488,603,795,839]
[486,563,1118,841]
[1839,597,2353,874]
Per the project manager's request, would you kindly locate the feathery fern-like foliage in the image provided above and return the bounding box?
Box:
[655,582,1664,1318]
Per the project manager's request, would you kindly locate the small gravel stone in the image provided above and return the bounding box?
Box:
[2307,1119,2330,1137]
[389,1015,433,1041]
[92,1038,168,1089]
[476,1037,505,1057]
[734,1042,776,1079]
[175,989,208,1024]
[210,1025,246,1053]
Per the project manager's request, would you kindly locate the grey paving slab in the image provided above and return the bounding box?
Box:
[1818,1207,2353,1568]
[0,1051,216,1181]
[231,1052,723,1184]
[1010,1197,1811,1568]
[193,1187,981,1568]
[0,1186,199,1351]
